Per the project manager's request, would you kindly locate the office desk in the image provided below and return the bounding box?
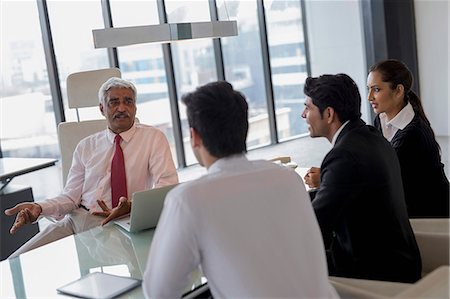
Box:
[0,157,57,191]
[1,158,58,260]
[0,225,205,298]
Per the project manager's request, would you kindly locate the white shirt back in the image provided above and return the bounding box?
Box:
[144,155,338,298]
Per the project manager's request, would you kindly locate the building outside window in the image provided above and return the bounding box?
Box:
[264,0,309,140]
[1,1,58,159]
[109,0,178,164]
[219,0,271,149]
[1,0,315,168]
[47,0,109,121]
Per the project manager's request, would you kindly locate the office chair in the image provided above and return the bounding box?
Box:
[329,221,449,298]
[58,67,121,185]
[409,218,450,275]
[329,265,449,299]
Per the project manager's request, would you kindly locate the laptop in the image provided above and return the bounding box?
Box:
[114,184,178,233]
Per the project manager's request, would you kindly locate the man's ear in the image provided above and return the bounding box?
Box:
[99,103,105,116]
[326,107,336,124]
[190,128,202,148]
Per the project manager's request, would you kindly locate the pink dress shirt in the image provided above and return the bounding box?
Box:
[39,123,178,219]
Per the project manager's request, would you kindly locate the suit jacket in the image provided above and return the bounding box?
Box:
[313,119,422,283]
[375,114,449,218]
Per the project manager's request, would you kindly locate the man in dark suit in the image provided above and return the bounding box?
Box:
[301,74,421,283]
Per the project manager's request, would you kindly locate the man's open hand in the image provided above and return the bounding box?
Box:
[4,203,42,234]
[93,197,131,226]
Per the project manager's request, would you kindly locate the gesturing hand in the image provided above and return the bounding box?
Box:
[4,203,42,234]
[93,197,132,226]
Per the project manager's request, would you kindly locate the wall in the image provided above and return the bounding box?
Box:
[414,0,449,175]
[304,0,369,122]
[414,0,449,136]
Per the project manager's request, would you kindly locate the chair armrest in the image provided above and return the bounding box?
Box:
[394,266,449,298]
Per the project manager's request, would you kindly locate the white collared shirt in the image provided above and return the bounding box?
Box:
[379,102,415,142]
[331,120,350,146]
[144,155,338,299]
[39,123,178,219]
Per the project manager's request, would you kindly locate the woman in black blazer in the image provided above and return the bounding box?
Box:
[367,59,449,218]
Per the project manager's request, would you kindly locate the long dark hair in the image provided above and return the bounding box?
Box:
[370,59,439,151]
[369,59,430,126]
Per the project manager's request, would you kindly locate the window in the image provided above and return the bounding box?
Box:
[165,0,218,165]
[264,0,309,140]
[47,0,109,121]
[219,0,271,149]
[1,1,58,158]
[109,0,178,165]
[1,0,332,169]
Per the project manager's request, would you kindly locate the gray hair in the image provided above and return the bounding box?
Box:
[98,77,137,104]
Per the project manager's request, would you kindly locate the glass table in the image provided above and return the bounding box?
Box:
[0,157,57,191]
[0,224,206,298]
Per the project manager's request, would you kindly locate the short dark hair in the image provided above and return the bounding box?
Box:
[182,81,248,158]
[304,73,361,123]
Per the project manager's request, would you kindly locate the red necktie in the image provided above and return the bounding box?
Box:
[111,134,127,208]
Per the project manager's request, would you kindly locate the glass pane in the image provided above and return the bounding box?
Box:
[1,1,58,159]
[165,0,217,166]
[264,0,308,140]
[219,0,270,149]
[109,0,178,165]
[47,0,109,121]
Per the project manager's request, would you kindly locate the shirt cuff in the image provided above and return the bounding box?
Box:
[36,200,55,217]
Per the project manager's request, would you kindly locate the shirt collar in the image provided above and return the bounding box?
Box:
[207,154,247,175]
[380,102,414,130]
[106,122,137,144]
[331,120,350,146]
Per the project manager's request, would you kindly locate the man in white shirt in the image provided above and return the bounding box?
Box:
[5,77,178,257]
[143,81,338,298]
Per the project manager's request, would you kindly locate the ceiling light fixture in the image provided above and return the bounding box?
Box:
[92,20,237,48]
